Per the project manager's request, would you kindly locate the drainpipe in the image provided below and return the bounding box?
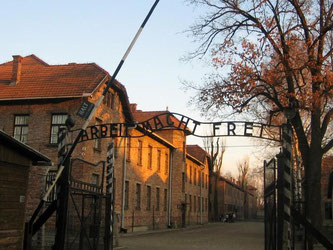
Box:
[200,168,202,224]
[200,166,205,225]
[168,149,173,227]
[121,137,127,229]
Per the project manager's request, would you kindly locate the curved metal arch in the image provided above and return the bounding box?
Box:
[71,112,282,143]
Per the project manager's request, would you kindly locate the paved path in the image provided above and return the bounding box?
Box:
[118,221,264,250]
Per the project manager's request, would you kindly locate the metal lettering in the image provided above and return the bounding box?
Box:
[166,113,175,126]
[90,126,99,139]
[213,122,221,136]
[227,122,236,135]
[244,122,253,136]
[153,116,164,130]
[100,124,108,138]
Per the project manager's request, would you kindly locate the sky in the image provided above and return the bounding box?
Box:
[0,0,280,175]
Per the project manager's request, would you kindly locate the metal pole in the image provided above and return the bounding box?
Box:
[29,0,160,222]
[168,150,173,227]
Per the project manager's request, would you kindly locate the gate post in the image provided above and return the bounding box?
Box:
[53,128,70,250]
[277,124,293,250]
[105,142,115,250]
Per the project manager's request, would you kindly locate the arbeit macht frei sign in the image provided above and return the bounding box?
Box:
[72,112,282,143]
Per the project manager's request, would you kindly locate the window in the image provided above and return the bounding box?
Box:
[182,173,185,193]
[125,181,129,210]
[92,174,99,185]
[185,164,187,182]
[138,140,143,165]
[157,150,161,172]
[146,185,151,210]
[110,93,115,109]
[156,187,160,211]
[13,115,29,143]
[189,195,192,212]
[194,169,197,185]
[194,196,196,212]
[164,153,169,175]
[190,166,192,184]
[164,189,168,211]
[50,114,68,144]
[126,138,131,161]
[202,197,204,212]
[198,197,201,212]
[94,119,102,151]
[104,91,115,109]
[206,175,208,189]
[45,170,57,202]
[148,145,153,169]
[135,183,141,210]
[202,173,204,188]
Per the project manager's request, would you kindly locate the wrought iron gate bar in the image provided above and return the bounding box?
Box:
[70,179,103,194]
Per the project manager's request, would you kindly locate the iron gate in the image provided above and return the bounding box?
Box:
[264,158,277,250]
[66,183,106,250]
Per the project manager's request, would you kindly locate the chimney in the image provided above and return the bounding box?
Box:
[11,55,23,85]
[130,103,137,112]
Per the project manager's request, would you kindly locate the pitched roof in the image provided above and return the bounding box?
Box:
[186,145,210,164]
[0,55,133,122]
[0,130,51,166]
[0,54,111,100]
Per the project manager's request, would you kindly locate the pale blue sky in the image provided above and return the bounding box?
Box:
[0,0,276,174]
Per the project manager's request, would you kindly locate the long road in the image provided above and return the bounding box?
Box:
[118,221,264,250]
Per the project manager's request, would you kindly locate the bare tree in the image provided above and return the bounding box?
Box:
[185,0,333,234]
[237,157,250,218]
[203,136,226,221]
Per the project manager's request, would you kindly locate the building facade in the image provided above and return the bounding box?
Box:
[0,55,210,244]
[211,175,258,221]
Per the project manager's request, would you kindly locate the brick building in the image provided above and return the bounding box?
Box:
[211,175,257,221]
[131,107,209,228]
[0,55,209,243]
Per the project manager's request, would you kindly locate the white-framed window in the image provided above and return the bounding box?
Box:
[50,114,68,144]
[92,174,99,185]
[45,170,57,202]
[13,115,29,143]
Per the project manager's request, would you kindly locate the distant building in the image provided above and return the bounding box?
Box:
[210,175,257,221]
